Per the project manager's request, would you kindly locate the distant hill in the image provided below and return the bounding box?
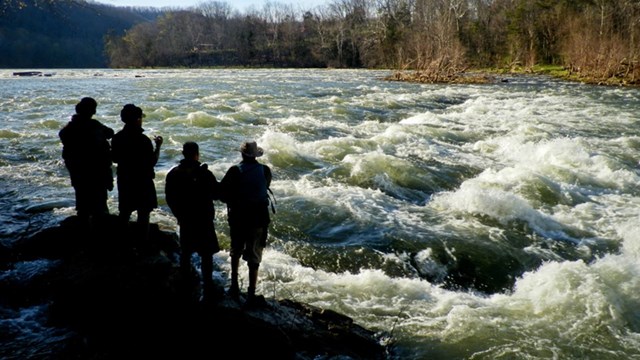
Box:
[0,0,162,68]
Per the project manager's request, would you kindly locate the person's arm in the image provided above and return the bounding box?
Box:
[110,134,121,164]
[219,166,239,204]
[59,126,69,160]
[101,123,114,139]
[200,164,220,201]
[209,169,221,201]
[152,136,163,165]
[264,165,272,188]
[165,169,182,220]
[58,126,67,143]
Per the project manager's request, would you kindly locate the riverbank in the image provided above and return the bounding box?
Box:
[0,215,388,359]
[385,64,639,87]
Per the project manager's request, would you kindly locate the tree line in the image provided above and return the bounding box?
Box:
[0,0,160,67]
[104,0,639,85]
[2,0,638,85]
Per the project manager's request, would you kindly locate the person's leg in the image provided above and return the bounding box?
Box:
[117,180,131,225]
[90,185,109,216]
[74,185,89,219]
[201,251,223,302]
[199,221,218,283]
[119,207,132,224]
[137,209,151,250]
[245,227,266,305]
[180,251,192,275]
[229,254,241,299]
[247,262,259,298]
[87,186,109,229]
[76,184,108,229]
[137,209,150,227]
[179,225,192,275]
[201,253,213,285]
[228,226,243,299]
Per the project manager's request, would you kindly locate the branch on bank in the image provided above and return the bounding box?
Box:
[385,55,492,84]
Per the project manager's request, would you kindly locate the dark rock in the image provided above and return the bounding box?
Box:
[1,215,387,359]
[13,71,43,77]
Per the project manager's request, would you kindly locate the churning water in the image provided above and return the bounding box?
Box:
[1,68,640,359]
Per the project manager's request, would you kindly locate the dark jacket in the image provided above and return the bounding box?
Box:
[220,158,272,228]
[111,124,158,211]
[165,159,220,223]
[59,114,114,189]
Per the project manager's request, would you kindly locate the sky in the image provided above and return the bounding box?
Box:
[97,0,328,11]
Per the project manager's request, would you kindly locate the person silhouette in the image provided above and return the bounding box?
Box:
[220,140,273,307]
[165,141,222,301]
[111,104,162,248]
[59,97,114,226]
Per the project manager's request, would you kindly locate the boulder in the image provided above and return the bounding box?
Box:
[1,215,388,359]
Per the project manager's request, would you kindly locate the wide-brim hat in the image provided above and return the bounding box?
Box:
[239,141,263,158]
[120,103,145,123]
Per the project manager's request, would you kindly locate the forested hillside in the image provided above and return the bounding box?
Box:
[0,0,161,67]
[105,0,640,85]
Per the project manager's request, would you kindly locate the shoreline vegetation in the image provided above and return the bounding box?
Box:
[2,1,638,88]
[385,65,639,87]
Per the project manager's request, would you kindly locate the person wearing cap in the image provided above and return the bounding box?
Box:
[220,140,272,307]
[111,104,163,248]
[59,97,114,225]
[165,141,223,301]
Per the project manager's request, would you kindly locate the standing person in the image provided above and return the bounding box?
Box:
[111,104,162,247]
[220,140,272,307]
[165,141,222,301]
[59,97,114,226]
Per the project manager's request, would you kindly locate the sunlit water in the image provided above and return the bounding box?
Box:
[1,68,640,359]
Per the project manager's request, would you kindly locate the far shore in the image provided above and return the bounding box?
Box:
[8,65,638,87]
[384,65,639,87]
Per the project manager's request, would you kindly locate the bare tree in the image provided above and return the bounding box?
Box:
[561,0,639,84]
[100,0,638,84]
[198,0,232,20]
[397,0,467,82]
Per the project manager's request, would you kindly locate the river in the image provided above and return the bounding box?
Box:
[1,68,640,359]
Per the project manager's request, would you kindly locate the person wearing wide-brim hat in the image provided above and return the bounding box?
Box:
[111,103,163,249]
[219,140,273,307]
[239,140,264,157]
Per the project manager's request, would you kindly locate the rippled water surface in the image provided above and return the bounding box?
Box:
[2,68,640,359]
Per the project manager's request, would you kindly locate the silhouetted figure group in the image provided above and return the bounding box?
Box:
[59,97,273,306]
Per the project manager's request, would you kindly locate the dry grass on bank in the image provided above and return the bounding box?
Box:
[385,70,494,84]
[385,65,639,87]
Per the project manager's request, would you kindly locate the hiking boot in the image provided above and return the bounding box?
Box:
[202,282,224,304]
[244,294,268,309]
[228,284,240,301]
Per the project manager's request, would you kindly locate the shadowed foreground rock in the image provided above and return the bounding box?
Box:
[2,215,388,359]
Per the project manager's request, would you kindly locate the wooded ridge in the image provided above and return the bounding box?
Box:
[0,0,161,68]
[2,0,638,85]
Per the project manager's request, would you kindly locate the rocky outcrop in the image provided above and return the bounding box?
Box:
[1,215,388,359]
